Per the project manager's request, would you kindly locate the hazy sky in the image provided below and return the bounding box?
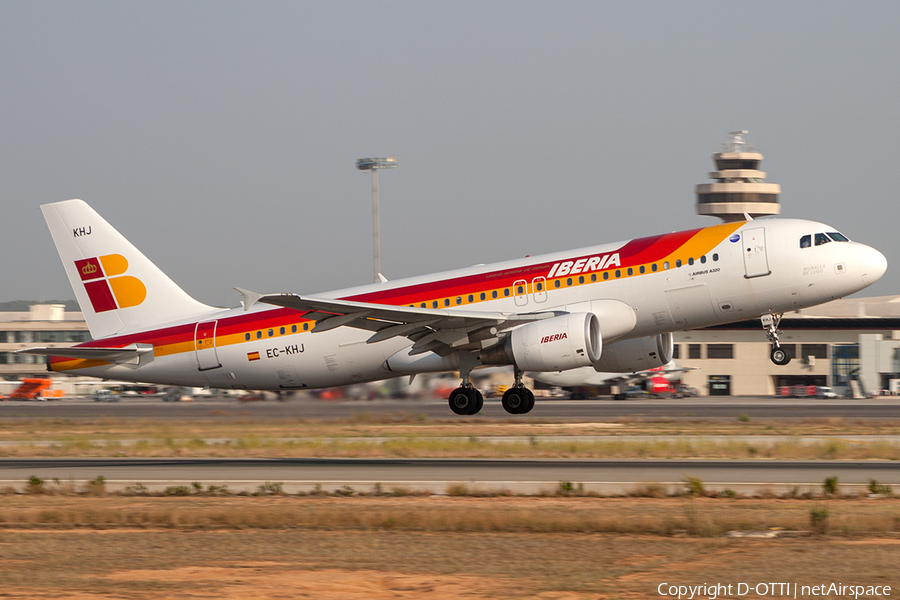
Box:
[2,1,899,307]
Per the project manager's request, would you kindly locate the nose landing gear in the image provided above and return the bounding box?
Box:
[762,313,792,365]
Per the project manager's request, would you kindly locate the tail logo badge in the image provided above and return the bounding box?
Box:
[74,255,147,313]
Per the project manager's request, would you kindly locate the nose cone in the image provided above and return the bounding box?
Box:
[860,244,888,287]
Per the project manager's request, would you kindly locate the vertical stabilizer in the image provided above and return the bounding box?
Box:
[41,199,216,339]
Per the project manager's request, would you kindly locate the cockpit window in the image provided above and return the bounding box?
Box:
[827,232,849,242]
[814,233,831,246]
[800,235,811,249]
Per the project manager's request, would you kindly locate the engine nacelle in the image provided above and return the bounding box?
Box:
[481,313,601,371]
[592,333,673,373]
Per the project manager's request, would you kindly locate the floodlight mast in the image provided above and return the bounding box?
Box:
[356,156,398,283]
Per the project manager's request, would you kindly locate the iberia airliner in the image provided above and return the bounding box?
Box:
[19,200,886,415]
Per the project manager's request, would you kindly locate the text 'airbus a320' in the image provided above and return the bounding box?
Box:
[20,199,886,415]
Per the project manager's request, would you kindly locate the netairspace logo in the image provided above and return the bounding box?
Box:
[657,582,891,599]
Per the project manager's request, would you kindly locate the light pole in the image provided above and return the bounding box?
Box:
[356,156,397,283]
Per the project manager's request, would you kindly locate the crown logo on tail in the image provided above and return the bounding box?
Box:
[73,255,146,313]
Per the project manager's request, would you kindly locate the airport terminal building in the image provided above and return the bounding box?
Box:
[2,297,900,397]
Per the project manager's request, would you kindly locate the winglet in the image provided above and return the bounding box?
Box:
[235,287,264,312]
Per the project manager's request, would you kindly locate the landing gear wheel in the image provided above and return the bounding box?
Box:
[473,389,484,414]
[449,387,479,415]
[520,389,535,414]
[770,345,791,366]
[502,387,529,414]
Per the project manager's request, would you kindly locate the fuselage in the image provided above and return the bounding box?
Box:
[50,217,887,390]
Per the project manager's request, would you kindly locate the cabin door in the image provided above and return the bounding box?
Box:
[194,321,221,371]
[742,227,771,278]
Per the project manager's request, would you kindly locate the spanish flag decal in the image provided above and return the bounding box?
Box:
[247,351,261,361]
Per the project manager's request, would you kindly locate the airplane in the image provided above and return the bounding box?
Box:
[19,199,886,416]
[530,360,697,399]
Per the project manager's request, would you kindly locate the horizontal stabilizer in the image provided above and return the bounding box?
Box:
[16,345,153,364]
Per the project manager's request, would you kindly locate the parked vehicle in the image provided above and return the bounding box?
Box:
[93,389,120,402]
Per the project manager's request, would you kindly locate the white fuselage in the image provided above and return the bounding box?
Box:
[52,217,886,391]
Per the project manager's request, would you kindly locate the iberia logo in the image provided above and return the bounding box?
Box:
[74,255,147,313]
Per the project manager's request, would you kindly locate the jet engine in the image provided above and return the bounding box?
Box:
[592,333,673,373]
[481,313,601,371]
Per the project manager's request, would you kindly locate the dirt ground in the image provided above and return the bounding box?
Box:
[1,497,899,599]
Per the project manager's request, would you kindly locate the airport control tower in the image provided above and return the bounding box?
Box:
[695,131,781,222]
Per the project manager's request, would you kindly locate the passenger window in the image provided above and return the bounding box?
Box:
[554,280,561,288]
[815,233,830,246]
[468,294,474,303]
[455,297,462,305]
[639,265,645,274]
[700,256,706,264]
[800,235,811,248]
[615,270,621,278]
[256,331,262,339]
[432,301,438,308]
[444,299,450,306]
[590,273,596,282]
[279,327,285,335]
[566,278,572,286]
[303,323,309,331]
[712,253,718,261]
[292,325,297,333]
[504,289,510,297]
[244,333,250,341]
[578,276,584,284]
[480,293,486,300]
[651,264,657,272]
[492,290,498,298]
[676,259,682,268]
[516,285,524,294]
[603,272,609,280]
[688,258,694,266]
[536,282,544,291]
[663,261,670,270]
[627,268,633,276]
[421,303,426,308]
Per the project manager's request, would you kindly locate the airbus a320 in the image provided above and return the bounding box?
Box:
[20,199,886,415]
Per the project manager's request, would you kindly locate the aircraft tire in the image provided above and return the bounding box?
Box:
[770,346,791,366]
[520,389,535,414]
[449,387,479,416]
[473,389,484,414]
[501,387,528,414]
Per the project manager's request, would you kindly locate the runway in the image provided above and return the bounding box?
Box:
[2,395,900,420]
[3,457,897,495]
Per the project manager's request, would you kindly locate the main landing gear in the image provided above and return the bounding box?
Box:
[448,385,484,416]
[501,368,535,415]
[447,365,535,415]
[762,312,791,366]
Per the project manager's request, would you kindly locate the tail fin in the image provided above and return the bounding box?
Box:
[41,199,216,339]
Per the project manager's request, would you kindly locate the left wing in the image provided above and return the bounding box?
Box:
[238,288,560,357]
